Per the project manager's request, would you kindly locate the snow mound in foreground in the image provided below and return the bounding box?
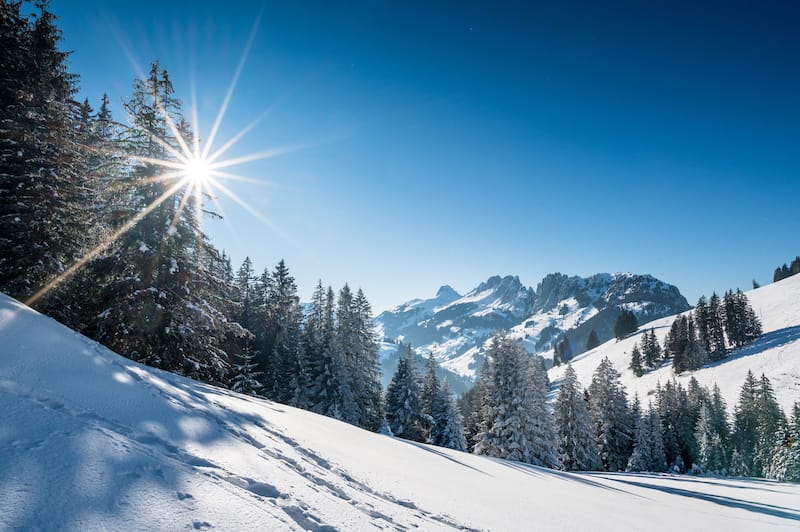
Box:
[1,293,799,531]
[549,274,800,413]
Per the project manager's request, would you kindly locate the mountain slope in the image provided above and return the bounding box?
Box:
[377,272,689,379]
[1,293,799,531]
[548,273,800,413]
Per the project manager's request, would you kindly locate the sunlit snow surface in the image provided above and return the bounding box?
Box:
[1,292,799,530]
[549,274,800,413]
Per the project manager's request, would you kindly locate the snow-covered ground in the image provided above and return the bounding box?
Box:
[2,292,799,531]
[549,274,800,413]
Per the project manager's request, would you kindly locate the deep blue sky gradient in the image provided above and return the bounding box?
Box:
[54,1,800,311]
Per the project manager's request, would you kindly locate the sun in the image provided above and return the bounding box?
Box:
[184,156,211,185]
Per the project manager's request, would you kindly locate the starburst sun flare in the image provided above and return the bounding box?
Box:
[25,13,291,308]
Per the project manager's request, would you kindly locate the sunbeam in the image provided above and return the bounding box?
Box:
[201,10,263,161]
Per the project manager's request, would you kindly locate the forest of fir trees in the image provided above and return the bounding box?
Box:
[628,289,762,377]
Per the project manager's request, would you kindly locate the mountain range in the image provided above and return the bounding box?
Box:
[376,272,690,385]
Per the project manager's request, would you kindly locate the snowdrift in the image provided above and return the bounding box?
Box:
[549,274,800,413]
[1,292,799,530]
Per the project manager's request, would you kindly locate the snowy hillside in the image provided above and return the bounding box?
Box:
[377,272,689,379]
[549,274,800,413]
[2,292,799,531]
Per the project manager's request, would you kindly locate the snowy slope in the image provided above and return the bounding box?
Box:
[549,274,800,413]
[2,293,799,531]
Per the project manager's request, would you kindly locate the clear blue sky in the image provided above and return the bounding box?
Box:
[54,0,799,312]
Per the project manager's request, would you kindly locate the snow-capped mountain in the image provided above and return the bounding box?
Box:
[376,272,690,379]
[548,272,800,413]
[2,292,797,530]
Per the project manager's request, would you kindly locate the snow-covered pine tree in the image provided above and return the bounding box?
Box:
[231,347,264,397]
[254,267,276,396]
[723,290,760,348]
[0,1,96,313]
[307,285,348,420]
[267,260,306,407]
[420,353,440,438]
[475,335,544,464]
[88,63,231,384]
[664,315,689,362]
[682,318,709,372]
[655,379,695,471]
[588,357,633,471]
[765,403,799,482]
[384,345,426,442]
[526,356,560,468]
[430,380,468,451]
[694,296,711,355]
[333,284,359,423]
[695,402,727,474]
[554,364,602,471]
[731,370,759,476]
[740,292,763,345]
[350,288,383,431]
[707,292,727,361]
[642,328,661,368]
[753,373,786,477]
[627,404,667,472]
[458,357,489,452]
[234,257,257,332]
[629,344,643,377]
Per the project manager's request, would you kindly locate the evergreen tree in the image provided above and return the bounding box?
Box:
[0,0,95,311]
[307,286,348,420]
[694,296,711,355]
[753,374,786,477]
[722,290,760,348]
[267,260,305,405]
[731,370,760,476]
[628,405,667,472]
[642,329,662,368]
[475,335,558,467]
[684,318,709,372]
[695,402,728,474]
[333,284,359,423]
[430,380,468,451]
[585,329,600,351]
[588,357,633,471]
[526,356,560,468]
[614,309,638,340]
[629,344,643,377]
[421,353,441,437]
[350,288,383,431]
[707,293,727,361]
[554,364,602,471]
[458,358,489,452]
[655,380,695,471]
[231,347,264,397]
[766,403,800,481]
[555,336,573,365]
[88,62,231,384]
[384,345,426,442]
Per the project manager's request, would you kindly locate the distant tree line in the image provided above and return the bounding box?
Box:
[629,290,761,376]
[774,256,800,283]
